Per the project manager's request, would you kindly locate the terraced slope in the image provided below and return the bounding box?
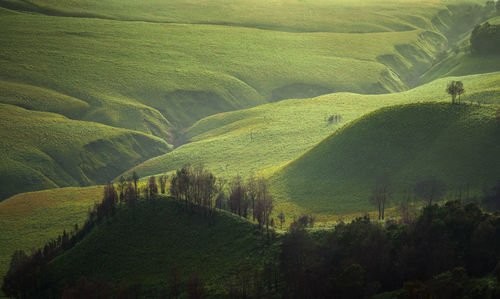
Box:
[49,198,272,296]
[124,72,500,182]
[0,104,171,200]
[271,102,500,217]
[0,186,101,283]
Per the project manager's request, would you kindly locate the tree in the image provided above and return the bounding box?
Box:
[470,22,500,54]
[159,175,168,194]
[370,176,391,220]
[497,0,500,15]
[414,177,446,206]
[132,171,139,195]
[229,176,247,218]
[118,175,127,202]
[278,211,285,229]
[253,177,274,230]
[148,175,159,199]
[446,81,464,104]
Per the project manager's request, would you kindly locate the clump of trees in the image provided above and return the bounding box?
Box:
[169,165,274,231]
[446,81,465,104]
[276,200,500,298]
[470,22,500,54]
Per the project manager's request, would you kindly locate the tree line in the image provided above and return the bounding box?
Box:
[225,198,500,298]
[169,165,274,231]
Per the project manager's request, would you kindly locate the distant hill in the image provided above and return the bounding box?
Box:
[0,104,171,200]
[48,198,272,296]
[271,102,500,216]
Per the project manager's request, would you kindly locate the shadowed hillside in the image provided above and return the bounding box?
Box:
[271,102,500,216]
[48,198,273,297]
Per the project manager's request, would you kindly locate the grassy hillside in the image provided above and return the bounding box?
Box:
[0,0,490,132]
[420,52,500,83]
[0,0,486,33]
[0,104,171,200]
[420,14,500,83]
[0,186,101,283]
[49,198,273,296]
[124,72,500,183]
[271,102,500,218]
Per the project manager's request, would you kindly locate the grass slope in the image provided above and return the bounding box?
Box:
[0,186,102,283]
[50,198,272,296]
[0,0,487,131]
[0,104,171,200]
[1,0,486,33]
[271,102,500,218]
[124,72,500,183]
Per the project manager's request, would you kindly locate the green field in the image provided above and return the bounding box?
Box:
[124,71,500,185]
[0,186,102,282]
[0,0,486,33]
[49,198,273,296]
[271,102,500,219]
[0,104,170,200]
[0,0,493,200]
[0,0,489,133]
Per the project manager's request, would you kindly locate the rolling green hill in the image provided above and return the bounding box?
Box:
[0,0,491,133]
[0,186,102,284]
[0,0,486,33]
[271,102,500,218]
[0,104,171,200]
[48,198,272,296]
[123,72,500,184]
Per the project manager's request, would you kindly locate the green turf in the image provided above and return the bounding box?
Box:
[0,0,486,33]
[50,197,273,296]
[0,0,489,132]
[0,186,102,282]
[0,104,171,200]
[271,102,500,218]
[123,71,500,182]
[420,52,500,83]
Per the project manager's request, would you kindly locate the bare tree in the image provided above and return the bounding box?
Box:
[370,176,391,220]
[414,177,446,206]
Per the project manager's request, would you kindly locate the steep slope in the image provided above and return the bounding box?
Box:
[48,198,272,296]
[0,186,101,281]
[271,102,500,216]
[0,104,171,200]
[124,72,500,182]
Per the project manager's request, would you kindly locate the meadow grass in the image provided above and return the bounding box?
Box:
[3,0,485,33]
[271,102,500,220]
[0,104,170,200]
[50,197,274,296]
[125,71,500,181]
[0,0,485,132]
[0,186,102,282]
